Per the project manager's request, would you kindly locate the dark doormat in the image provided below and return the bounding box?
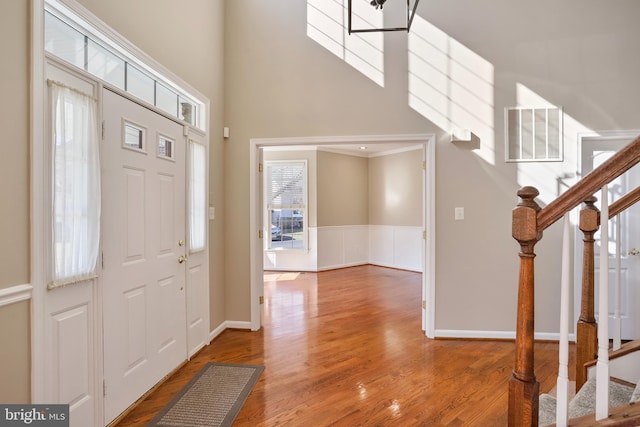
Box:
[147,362,264,427]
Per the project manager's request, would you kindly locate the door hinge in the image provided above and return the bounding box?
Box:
[422,230,427,240]
[101,120,105,140]
[258,229,263,239]
[422,300,426,309]
[258,163,263,173]
[422,160,426,170]
[259,296,264,305]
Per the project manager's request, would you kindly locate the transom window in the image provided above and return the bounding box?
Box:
[44,1,205,130]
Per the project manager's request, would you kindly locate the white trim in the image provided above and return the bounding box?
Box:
[224,321,253,330]
[0,284,33,307]
[253,134,431,147]
[250,133,437,336]
[209,322,227,342]
[31,0,47,405]
[368,144,423,158]
[424,136,436,338]
[435,329,577,342]
[208,320,258,343]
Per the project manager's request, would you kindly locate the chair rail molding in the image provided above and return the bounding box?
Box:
[0,284,33,307]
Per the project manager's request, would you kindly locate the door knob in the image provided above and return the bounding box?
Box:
[178,255,187,263]
[629,248,640,256]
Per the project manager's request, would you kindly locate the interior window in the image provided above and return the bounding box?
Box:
[265,161,307,251]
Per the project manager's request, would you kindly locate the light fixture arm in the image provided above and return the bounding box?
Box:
[348,0,420,34]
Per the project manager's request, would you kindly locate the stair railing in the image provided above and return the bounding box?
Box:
[509,135,640,427]
[574,185,640,392]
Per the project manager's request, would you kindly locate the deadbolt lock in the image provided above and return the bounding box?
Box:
[178,239,185,247]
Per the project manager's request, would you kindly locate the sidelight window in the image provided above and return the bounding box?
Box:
[49,80,101,288]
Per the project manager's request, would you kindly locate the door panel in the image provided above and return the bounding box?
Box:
[102,88,187,424]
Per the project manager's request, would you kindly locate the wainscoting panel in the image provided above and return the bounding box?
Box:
[391,227,423,272]
[368,226,393,267]
[369,225,423,273]
[266,226,423,272]
[317,226,369,271]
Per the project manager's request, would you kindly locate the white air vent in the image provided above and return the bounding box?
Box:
[505,107,563,162]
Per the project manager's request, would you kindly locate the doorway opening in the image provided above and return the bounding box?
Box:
[249,135,436,337]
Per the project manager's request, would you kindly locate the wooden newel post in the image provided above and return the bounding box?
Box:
[509,186,542,427]
[576,196,600,390]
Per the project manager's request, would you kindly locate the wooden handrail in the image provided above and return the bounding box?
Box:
[509,135,640,427]
[537,136,640,231]
[610,185,640,217]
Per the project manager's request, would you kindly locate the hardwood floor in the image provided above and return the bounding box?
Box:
[114,265,569,426]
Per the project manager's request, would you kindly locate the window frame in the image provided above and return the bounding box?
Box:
[264,160,308,251]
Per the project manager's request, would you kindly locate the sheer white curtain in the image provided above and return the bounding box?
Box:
[189,141,206,251]
[49,80,101,288]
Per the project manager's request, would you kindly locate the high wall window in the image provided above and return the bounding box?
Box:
[44,3,204,130]
[49,80,101,288]
[266,161,307,251]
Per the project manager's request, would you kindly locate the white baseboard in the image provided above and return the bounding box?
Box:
[317,261,367,271]
[0,284,33,308]
[225,320,252,330]
[209,320,254,342]
[435,329,576,342]
[368,261,421,273]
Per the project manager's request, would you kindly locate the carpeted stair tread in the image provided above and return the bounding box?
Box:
[632,380,640,403]
[539,378,635,426]
[538,394,558,427]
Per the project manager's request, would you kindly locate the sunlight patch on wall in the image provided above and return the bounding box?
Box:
[307,0,384,87]
[408,15,495,164]
[514,83,591,206]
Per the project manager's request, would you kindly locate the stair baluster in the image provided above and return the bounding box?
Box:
[595,185,611,420]
[556,213,572,427]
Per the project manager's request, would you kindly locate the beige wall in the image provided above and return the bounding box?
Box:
[369,149,423,227]
[317,151,368,227]
[225,0,640,333]
[0,301,31,403]
[76,0,227,329]
[0,0,29,287]
[0,0,31,403]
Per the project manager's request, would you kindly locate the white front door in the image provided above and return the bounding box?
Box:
[101,88,187,423]
[581,135,640,340]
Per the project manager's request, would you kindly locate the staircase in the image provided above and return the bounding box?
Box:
[509,136,640,426]
[539,375,639,426]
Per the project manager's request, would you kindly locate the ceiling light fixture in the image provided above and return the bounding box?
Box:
[348,0,420,34]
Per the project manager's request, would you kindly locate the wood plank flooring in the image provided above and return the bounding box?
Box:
[114,265,569,426]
